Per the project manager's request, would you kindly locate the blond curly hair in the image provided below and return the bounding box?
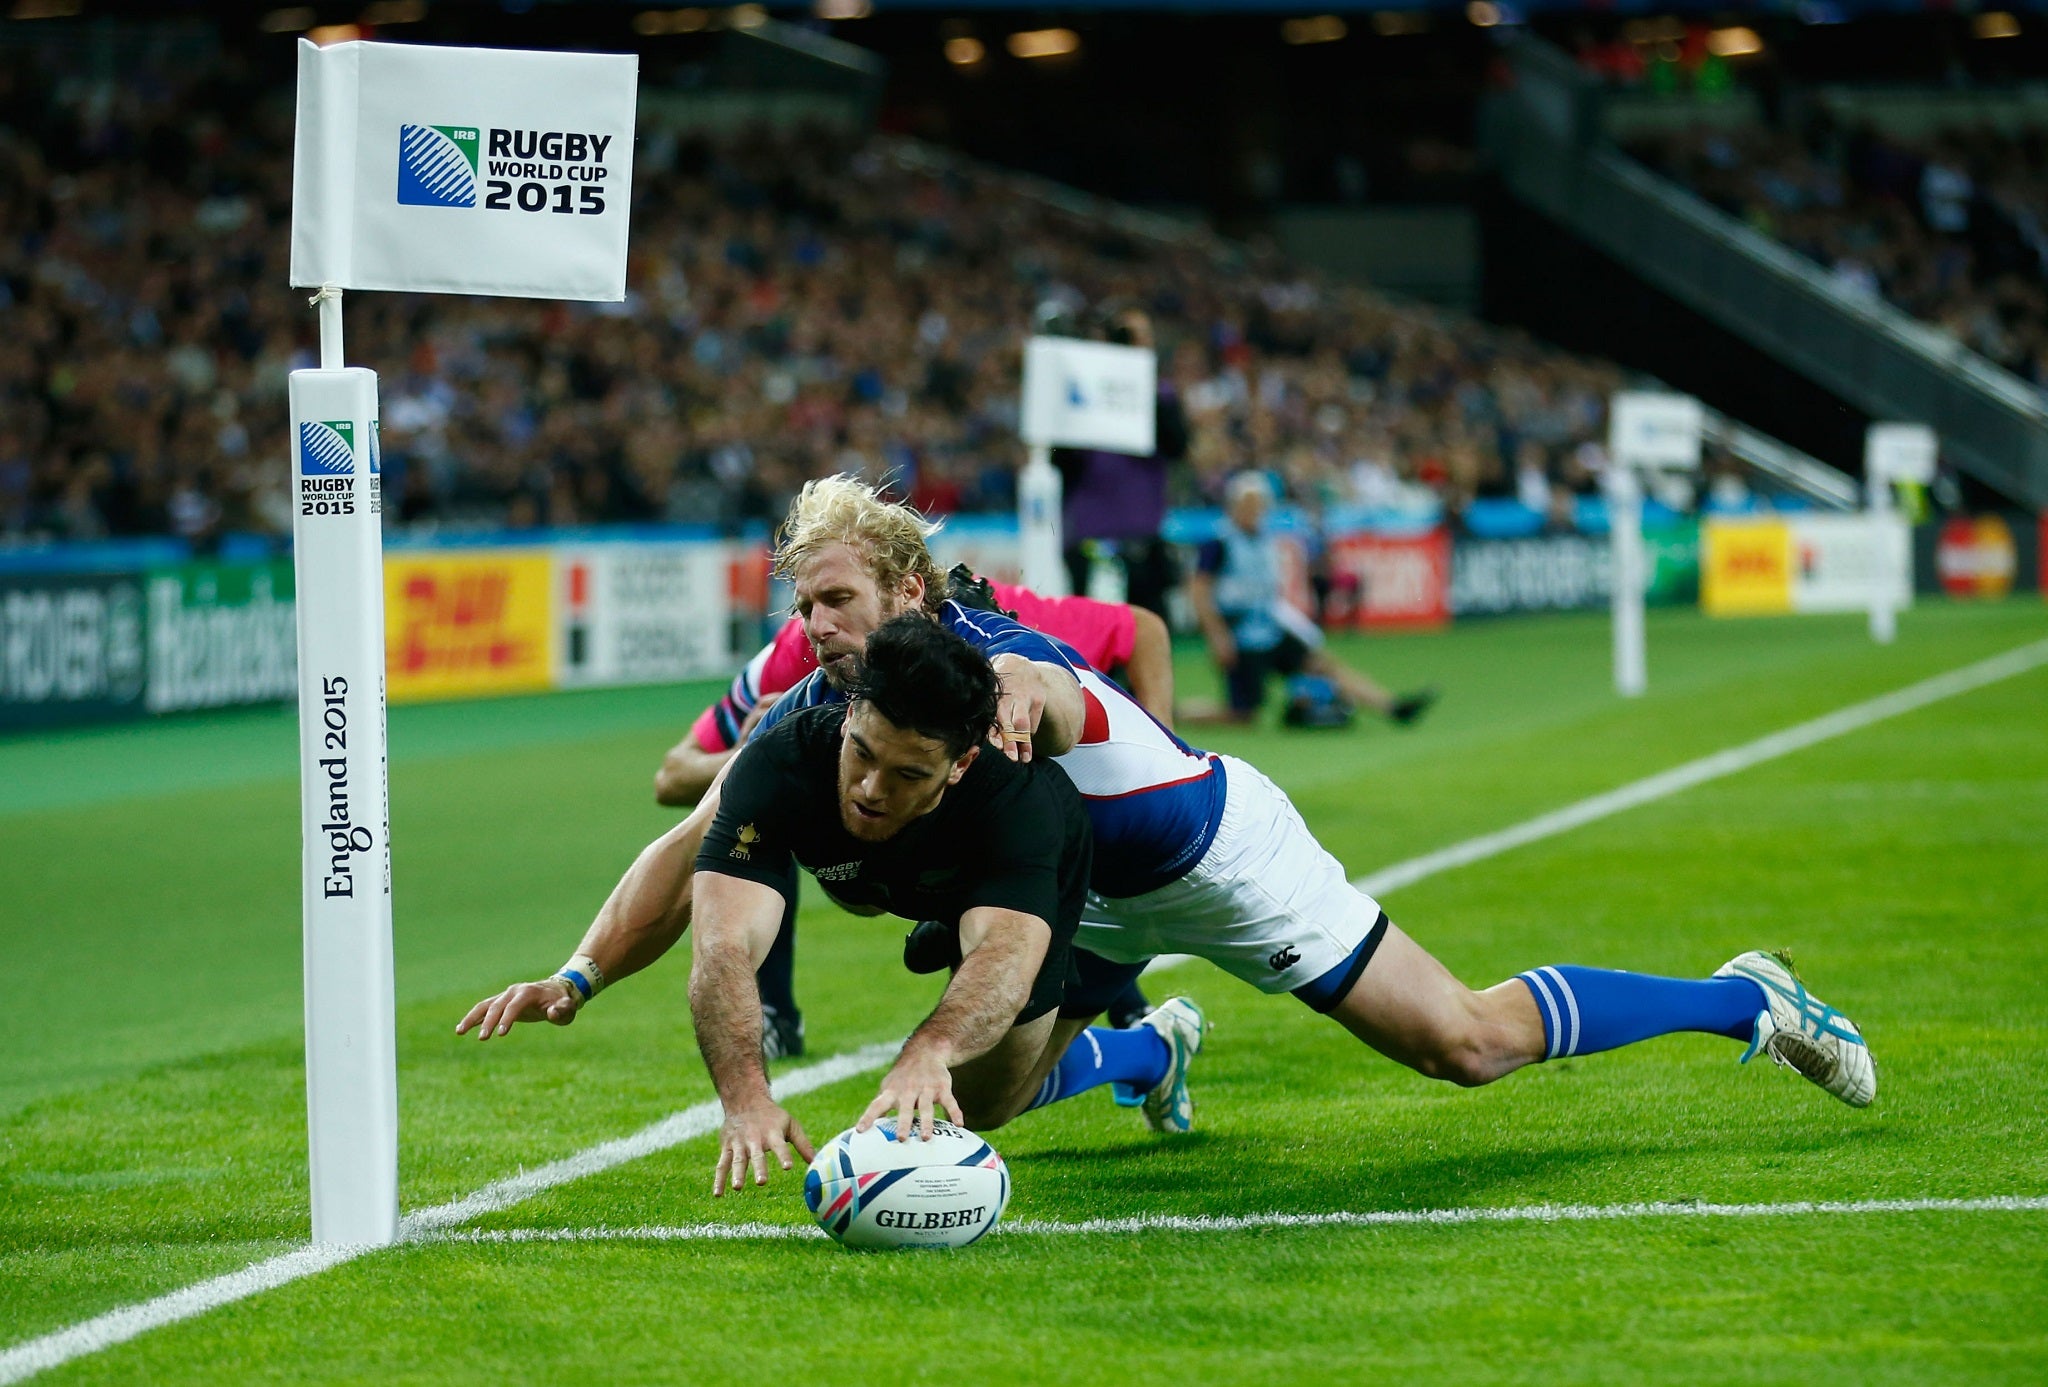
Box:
[773,474,946,615]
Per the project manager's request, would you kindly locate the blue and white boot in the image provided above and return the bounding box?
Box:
[1717,950,1876,1108]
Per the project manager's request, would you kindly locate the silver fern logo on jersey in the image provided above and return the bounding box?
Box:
[397,124,480,208]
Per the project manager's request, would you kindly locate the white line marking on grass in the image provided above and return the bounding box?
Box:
[0,1043,898,1386]
[1146,635,2048,979]
[401,1041,896,1236]
[1351,637,2048,899]
[16,636,2048,1379]
[426,1194,2048,1245]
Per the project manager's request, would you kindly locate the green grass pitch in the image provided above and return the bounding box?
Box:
[3,602,2046,1383]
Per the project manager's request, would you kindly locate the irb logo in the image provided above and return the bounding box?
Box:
[300,420,355,478]
[396,124,480,208]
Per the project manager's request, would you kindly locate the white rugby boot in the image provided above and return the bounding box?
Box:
[1716,950,1876,1108]
[1137,997,1207,1134]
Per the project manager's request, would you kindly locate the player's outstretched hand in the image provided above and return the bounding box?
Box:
[989,653,1044,763]
[857,1048,965,1143]
[713,1102,814,1197]
[455,978,580,1040]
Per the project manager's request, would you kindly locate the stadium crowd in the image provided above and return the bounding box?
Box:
[1631,117,2048,388]
[0,43,1630,550]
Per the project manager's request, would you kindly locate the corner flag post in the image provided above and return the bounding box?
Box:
[286,288,395,1245]
[1607,391,1703,698]
[287,38,637,1247]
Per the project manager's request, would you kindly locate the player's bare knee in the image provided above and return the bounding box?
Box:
[957,1094,1023,1132]
[1414,1008,1518,1087]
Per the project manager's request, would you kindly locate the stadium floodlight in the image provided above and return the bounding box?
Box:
[286,38,637,1247]
[1017,336,1158,596]
[1606,391,1703,698]
[1864,423,1937,645]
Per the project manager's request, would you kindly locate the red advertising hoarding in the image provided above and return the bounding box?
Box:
[1325,529,1451,629]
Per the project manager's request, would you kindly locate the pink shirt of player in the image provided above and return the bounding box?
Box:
[688,582,1138,753]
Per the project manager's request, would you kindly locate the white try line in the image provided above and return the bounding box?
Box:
[0,1044,899,1386]
[428,1194,2048,1245]
[10,634,2048,1382]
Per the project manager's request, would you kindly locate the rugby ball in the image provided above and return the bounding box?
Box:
[803,1119,1009,1249]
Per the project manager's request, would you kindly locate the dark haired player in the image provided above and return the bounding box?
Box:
[653,567,1173,1058]
[688,616,1200,1195]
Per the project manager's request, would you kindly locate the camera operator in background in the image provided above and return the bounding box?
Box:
[1186,472,1437,729]
[1053,303,1188,617]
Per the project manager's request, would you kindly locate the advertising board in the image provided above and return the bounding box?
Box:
[0,572,147,731]
[1326,529,1450,629]
[146,560,298,714]
[385,551,553,702]
[556,544,734,687]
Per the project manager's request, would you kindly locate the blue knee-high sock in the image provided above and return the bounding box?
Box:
[1024,1026,1171,1112]
[1517,966,1767,1061]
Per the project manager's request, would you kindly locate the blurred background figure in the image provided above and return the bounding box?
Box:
[1185,472,1437,728]
[1054,304,1189,614]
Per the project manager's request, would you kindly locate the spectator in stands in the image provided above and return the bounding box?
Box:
[1185,472,1436,729]
[1633,118,2048,394]
[0,39,1634,551]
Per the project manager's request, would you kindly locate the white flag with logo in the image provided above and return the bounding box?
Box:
[290,40,637,301]
[1021,337,1157,454]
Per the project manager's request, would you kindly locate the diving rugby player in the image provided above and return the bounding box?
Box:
[463,475,1876,1176]
[738,477,1877,1110]
[654,570,1174,1056]
[689,616,1189,1193]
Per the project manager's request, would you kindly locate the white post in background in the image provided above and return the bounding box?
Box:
[1864,422,1936,646]
[1606,391,1704,698]
[288,288,397,1247]
[1607,464,1647,698]
[1018,334,1155,598]
[1866,470,1898,645]
[1018,445,1066,596]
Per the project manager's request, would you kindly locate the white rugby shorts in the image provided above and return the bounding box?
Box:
[1076,754,1384,993]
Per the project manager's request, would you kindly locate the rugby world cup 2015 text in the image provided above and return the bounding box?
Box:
[315,676,375,899]
[484,129,614,216]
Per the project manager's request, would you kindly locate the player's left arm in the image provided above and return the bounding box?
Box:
[856,905,1051,1142]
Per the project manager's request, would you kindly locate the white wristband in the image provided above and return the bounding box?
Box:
[556,953,607,1003]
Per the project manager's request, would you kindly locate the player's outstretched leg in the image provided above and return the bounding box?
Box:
[1018,1001,1206,1133]
[1327,923,1874,1105]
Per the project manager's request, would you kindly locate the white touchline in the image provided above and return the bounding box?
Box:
[424,1194,2048,1244]
[10,635,2048,1382]
[1143,633,2048,977]
[0,1043,899,1386]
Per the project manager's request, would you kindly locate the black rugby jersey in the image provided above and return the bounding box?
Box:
[698,704,1092,946]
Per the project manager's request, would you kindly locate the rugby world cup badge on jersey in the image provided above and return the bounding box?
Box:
[804,1120,1010,1250]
